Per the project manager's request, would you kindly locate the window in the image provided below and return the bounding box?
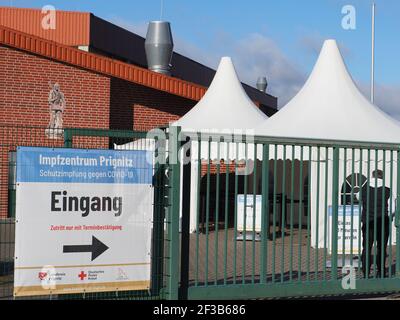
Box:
[341,173,367,205]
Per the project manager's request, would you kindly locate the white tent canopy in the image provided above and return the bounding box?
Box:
[173,56,268,232]
[173,56,267,162]
[174,56,267,133]
[256,39,400,143]
[255,39,400,248]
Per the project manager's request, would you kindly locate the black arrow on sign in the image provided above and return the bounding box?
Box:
[63,236,109,261]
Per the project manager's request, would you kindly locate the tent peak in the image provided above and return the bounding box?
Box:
[220,56,232,61]
[255,38,400,144]
[172,56,267,132]
[323,39,338,44]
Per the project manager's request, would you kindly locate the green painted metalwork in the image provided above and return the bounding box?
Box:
[366,149,371,278]
[389,151,394,278]
[323,147,329,279]
[214,142,221,285]
[223,142,230,285]
[5,125,400,300]
[233,142,239,285]
[289,146,295,281]
[272,146,278,283]
[358,149,363,277]
[260,144,269,284]
[252,145,257,284]
[315,147,320,279]
[280,146,286,283]
[306,146,312,281]
[242,144,248,284]
[396,150,400,276]
[166,125,181,300]
[195,137,201,286]
[205,139,211,285]
[342,148,346,268]
[373,150,378,278]
[297,146,304,281]
[331,147,339,280]
[188,278,400,300]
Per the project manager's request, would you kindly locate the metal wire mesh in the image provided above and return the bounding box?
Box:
[0,125,168,300]
[184,135,400,299]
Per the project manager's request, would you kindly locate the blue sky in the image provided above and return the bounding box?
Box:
[2,0,399,116]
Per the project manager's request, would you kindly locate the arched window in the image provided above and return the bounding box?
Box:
[341,173,367,205]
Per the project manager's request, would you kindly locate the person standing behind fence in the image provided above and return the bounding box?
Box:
[360,169,394,278]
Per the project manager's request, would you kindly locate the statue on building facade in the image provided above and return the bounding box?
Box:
[46,83,66,138]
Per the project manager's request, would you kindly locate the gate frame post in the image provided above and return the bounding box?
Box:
[63,128,73,148]
[331,146,340,280]
[166,125,181,300]
[396,149,400,276]
[179,137,191,299]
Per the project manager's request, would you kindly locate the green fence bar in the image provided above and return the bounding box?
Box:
[306,146,312,281]
[380,151,386,278]
[289,146,295,281]
[350,149,355,266]
[260,144,269,284]
[205,139,211,285]
[298,146,304,281]
[342,148,347,269]
[195,138,201,286]
[396,149,400,276]
[373,150,378,278]
[366,149,371,278]
[166,125,181,300]
[389,151,394,278]
[252,145,257,284]
[233,143,239,284]
[280,145,286,283]
[323,147,329,280]
[331,146,340,280]
[272,145,278,283]
[223,142,230,285]
[242,144,248,284]
[214,142,221,285]
[315,147,321,280]
[358,149,363,278]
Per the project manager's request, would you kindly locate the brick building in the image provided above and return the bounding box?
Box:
[0,7,277,218]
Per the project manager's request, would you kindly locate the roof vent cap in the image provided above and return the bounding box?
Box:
[256,76,268,93]
[145,21,174,76]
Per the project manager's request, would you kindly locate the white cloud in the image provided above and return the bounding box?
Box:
[230,33,305,107]
[107,15,148,37]
[298,33,351,58]
[108,16,305,106]
[358,82,400,120]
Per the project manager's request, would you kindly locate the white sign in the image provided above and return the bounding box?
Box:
[328,205,362,255]
[237,195,262,233]
[14,147,154,297]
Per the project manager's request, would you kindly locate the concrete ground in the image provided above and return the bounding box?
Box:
[188,226,398,287]
[1,226,399,300]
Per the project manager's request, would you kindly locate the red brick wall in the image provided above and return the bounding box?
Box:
[110,77,196,131]
[0,46,110,128]
[0,45,198,218]
[0,45,112,218]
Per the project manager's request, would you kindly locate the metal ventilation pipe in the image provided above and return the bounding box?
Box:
[256,76,268,93]
[145,21,174,76]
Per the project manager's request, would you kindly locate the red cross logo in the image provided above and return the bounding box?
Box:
[78,271,87,280]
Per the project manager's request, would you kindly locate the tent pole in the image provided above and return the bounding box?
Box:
[371,2,376,104]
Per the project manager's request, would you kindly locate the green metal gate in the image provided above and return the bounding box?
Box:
[3,124,400,300]
[0,125,172,300]
[171,128,400,300]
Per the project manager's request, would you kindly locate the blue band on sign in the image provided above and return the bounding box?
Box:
[328,205,360,216]
[16,147,153,184]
